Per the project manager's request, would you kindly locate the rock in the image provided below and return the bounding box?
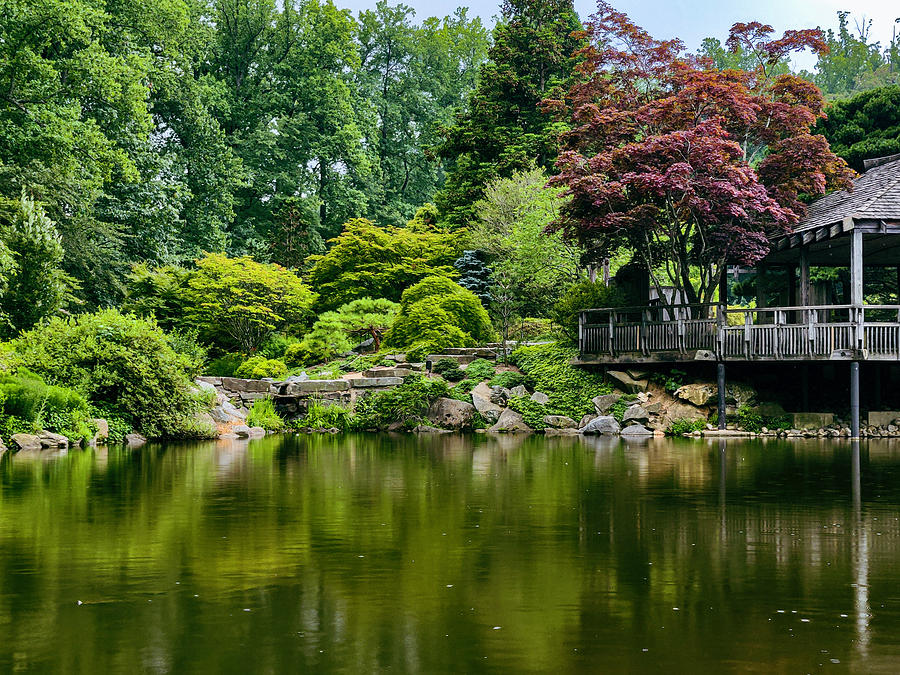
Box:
[248,426,266,437]
[232,425,251,438]
[414,425,452,434]
[11,433,42,451]
[626,369,650,380]
[221,378,271,393]
[728,382,756,408]
[125,433,147,447]
[675,383,716,406]
[488,408,532,433]
[427,397,477,430]
[471,383,503,423]
[579,414,598,429]
[530,391,550,405]
[649,399,706,431]
[284,372,309,383]
[362,368,412,378]
[38,431,69,448]
[606,370,648,394]
[194,378,218,394]
[592,393,621,414]
[620,423,653,436]
[348,377,404,388]
[283,380,350,394]
[622,404,649,425]
[91,418,110,445]
[543,415,577,429]
[353,337,375,353]
[581,416,621,435]
[509,384,528,397]
[544,428,580,436]
[221,400,247,420]
[490,386,511,405]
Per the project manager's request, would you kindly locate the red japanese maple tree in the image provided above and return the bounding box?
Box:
[546,3,855,307]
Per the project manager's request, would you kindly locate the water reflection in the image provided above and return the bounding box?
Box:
[1,435,900,672]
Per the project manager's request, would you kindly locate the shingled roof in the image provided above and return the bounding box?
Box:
[793,154,900,233]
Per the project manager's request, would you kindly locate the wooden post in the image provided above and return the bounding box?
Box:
[718,265,728,305]
[850,361,861,439]
[756,264,767,309]
[799,246,810,326]
[850,228,863,306]
[788,264,797,307]
[717,362,727,430]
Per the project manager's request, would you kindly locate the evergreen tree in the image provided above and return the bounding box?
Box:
[435,0,583,228]
[453,250,492,304]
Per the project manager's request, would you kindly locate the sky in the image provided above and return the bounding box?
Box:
[339,0,900,71]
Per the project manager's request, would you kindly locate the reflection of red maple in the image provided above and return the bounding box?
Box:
[545,2,855,306]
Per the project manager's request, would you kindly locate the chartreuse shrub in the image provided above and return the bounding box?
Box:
[235,356,287,380]
[0,370,96,443]
[13,309,205,438]
[246,398,284,431]
[464,358,495,380]
[353,375,449,431]
[387,277,495,360]
[510,344,611,419]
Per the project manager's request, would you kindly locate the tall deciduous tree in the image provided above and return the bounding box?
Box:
[548,3,854,307]
[436,0,583,228]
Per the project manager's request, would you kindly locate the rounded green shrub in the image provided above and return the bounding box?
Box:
[387,276,495,353]
[14,309,201,438]
[235,356,288,380]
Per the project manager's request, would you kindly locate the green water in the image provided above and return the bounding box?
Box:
[1,434,899,673]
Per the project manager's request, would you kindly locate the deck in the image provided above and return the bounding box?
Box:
[577,304,900,364]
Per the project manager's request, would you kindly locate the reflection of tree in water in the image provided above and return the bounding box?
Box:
[0,436,898,671]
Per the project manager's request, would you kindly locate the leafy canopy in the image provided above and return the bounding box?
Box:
[188,253,316,353]
[306,218,458,310]
[548,5,854,306]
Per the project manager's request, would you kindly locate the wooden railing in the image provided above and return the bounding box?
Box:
[579,304,900,361]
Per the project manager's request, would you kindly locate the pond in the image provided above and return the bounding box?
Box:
[1,434,899,673]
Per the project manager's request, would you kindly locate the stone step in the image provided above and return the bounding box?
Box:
[362,367,413,378]
[440,347,498,358]
[349,377,404,388]
[426,354,477,365]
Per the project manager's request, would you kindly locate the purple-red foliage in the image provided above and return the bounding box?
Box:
[546,2,854,305]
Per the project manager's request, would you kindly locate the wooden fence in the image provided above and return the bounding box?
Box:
[579,304,900,361]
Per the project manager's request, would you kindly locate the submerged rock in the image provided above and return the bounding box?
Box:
[232,425,251,438]
[620,423,653,436]
[38,431,69,448]
[125,433,147,447]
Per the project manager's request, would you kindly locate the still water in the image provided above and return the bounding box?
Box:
[0,433,899,673]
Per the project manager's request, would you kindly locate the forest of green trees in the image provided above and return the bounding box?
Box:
[2,0,900,441]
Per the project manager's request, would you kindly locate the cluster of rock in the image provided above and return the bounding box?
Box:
[0,420,139,457]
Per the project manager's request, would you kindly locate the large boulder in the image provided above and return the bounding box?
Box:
[489,386,511,406]
[649,399,707,431]
[622,404,650,425]
[471,383,503,423]
[11,433,42,451]
[488,408,532,433]
[606,370,648,394]
[675,383,717,406]
[581,416,621,435]
[92,418,110,445]
[232,425,251,438]
[125,433,147,447]
[428,397,477,430]
[38,431,69,448]
[728,382,757,408]
[592,393,621,414]
[620,423,653,436]
[579,414,598,429]
[530,391,550,405]
[543,415,577,429]
[509,384,528,397]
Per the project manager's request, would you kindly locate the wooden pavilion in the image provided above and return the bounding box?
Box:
[577,154,900,438]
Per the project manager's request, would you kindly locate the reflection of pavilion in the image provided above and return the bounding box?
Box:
[716,440,870,661]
